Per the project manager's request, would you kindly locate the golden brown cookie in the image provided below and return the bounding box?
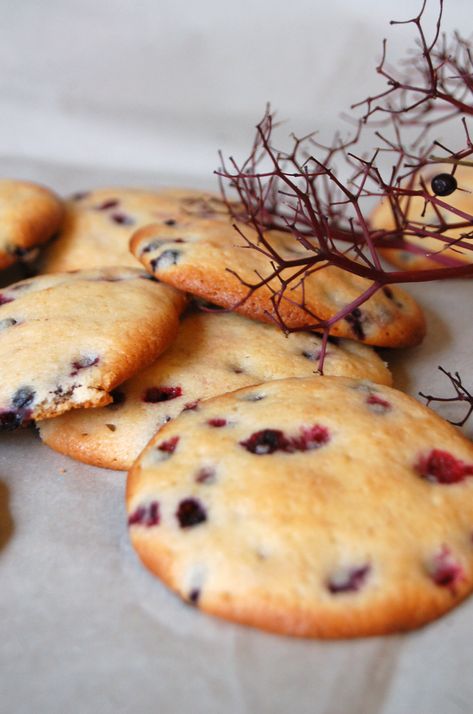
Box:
[0,179,64,270]
[0,267,185,429]
[370,165,473,271]
[39,310,391,470]
[127,376,473,638]
[41,187,229,273]
[131,219,426,347]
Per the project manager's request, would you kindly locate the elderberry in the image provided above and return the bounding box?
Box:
[431,173,457,197]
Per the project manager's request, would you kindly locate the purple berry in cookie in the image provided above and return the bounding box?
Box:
[70,355,100,377]
[208,418,227,427]
[345,308,366,341]
[416,449,473,484]
[97,199,120,210]
[292,424,330,451]
[141,239,165,255]
[176,498,207,528]
[158,436,179,453]
[141,238,185,256]
[128,500,160,527]
[143,386,182,403]
[71,191,89,201]
[111,212,135,226]
[241,424,329,455]
[12,387,35,410]
[302,350,322,362]
[0,387,35,430]
[0,318,17,331]
[183,400,199,411]
[151,250,181,271]
[327,564,371,594]
[240,429,290,455]
[195,467,217,484]
[429,546,464,589]
[0,295,14,306]
[188,589,200,605]
[366,394,391,413]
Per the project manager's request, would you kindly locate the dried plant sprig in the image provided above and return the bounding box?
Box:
[215,2,473,376]
[420,367,473,426]
[352,0,473,129]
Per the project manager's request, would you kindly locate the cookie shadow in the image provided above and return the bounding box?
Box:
[0,264,28,288]
[378,300,451,395]
[0,480,14,552]
[377,346,412,393]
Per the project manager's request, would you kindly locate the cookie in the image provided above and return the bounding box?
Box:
[370,165,473,271]
[0,267,185,429]
[39,310,392,470]
[0,179,64,270]
[131,219,426,348]
[127,376,473,638]
[41,187,229,273]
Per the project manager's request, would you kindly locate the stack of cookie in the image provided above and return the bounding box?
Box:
[2,179,473,639]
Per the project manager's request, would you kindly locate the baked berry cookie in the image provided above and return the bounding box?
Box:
[0,179,63,270]
[41,187,229,273]
[39,310,391,470]
[0,267,185,429]
[131,219,426,348]
[127,376,473,638]
[370,165,473,271]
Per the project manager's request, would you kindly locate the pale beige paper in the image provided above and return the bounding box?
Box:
[1,159,472,714]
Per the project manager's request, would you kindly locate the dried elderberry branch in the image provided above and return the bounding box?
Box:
[217,107,473,277]
[353,0,473,128]
[215,2,473,375]
[420,367,473,426]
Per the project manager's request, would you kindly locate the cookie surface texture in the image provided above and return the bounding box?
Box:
[0,179,64,270]
[41,187,229,273]
[131,219,426,347]
[370,165,473,272]
[39,310,391,470]
[0,267,185,429]
[127,376,473,638]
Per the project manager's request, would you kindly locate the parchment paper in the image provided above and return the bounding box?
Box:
[1,157,472,714]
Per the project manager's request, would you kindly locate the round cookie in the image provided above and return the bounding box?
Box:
[0,267,185,429]
[41,187,229,273]
[131,219,426,348]
[370,165,473,271]
[127,376,473,638]
[39,310,392,470]
[0,179,64,270]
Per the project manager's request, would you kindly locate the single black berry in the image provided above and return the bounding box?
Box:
[431,173,457,197]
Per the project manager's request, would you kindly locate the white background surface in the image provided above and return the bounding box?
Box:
[1,0,471,180]
[1,1,473,713]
